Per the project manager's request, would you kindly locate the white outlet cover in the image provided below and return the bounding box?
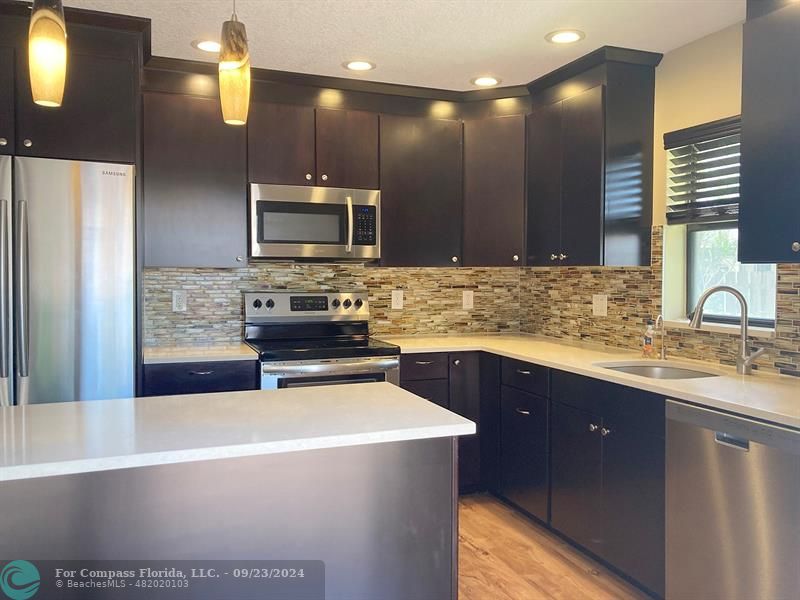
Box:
[462,290,474,310]
[592,294,608,317]
[172,290,187,313]
[391,290,404,310]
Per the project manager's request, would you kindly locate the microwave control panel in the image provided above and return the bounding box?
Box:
[354,206,377,246]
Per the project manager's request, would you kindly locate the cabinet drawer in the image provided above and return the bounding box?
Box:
[401,353,450,381]
[143,361,259,397]
[401,379,449,409]
[501,358,549,397]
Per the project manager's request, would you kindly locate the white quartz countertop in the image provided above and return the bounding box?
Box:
[0,382,475,482]
[378,334,800,430]
[143,344,258,364]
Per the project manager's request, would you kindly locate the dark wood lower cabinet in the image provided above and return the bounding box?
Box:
[143,361,259,397]
[498,385,549,521]
[401,378,449,409]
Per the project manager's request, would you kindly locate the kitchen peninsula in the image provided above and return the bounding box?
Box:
[0,383,474,600]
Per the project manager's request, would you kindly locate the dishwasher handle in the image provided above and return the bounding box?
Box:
[714,431,750,452]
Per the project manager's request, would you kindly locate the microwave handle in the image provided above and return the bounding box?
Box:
[345,195,353,253]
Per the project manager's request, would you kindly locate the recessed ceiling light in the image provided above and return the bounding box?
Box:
[545,30,585,44]
[343,60,376,71]
[191,40,221,53]
[471,76,500,87]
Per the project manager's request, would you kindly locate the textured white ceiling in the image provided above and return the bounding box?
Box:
[61,0,745,91]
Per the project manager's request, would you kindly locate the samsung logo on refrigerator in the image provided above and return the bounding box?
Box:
[102,170,127,177]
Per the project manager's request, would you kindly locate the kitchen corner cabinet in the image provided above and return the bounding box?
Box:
[738,1,800,263]
[463,115,526,266]
[0,46,15,155]
[143,92,247,268]
[380,115,463,267]
[248,105,378,189]
[550,370,665,597]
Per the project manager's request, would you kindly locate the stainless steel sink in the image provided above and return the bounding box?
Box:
[594,361,721,380]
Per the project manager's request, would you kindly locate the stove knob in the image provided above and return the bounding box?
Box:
[331,299,341,308]
[252,299,262,309]
[354,298,363,309]
[343,299,352,309]
[265,299,275,310]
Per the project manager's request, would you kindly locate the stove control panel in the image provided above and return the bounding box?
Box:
[244,291,369,322]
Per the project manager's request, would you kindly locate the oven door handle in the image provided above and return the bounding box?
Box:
[345,195,354,254]
[262,358,399,377]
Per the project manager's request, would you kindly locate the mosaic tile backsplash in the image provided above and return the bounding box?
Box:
[143,227,800,376]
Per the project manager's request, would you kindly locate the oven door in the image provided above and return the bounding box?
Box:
[260,357,400,390]
[250,183,380,260]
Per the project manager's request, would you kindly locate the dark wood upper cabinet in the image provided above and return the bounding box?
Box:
[560,85,605,266]
[526,50,658,267]
[315,108,379,189]
[248,103,316,185]
[143,92,247,268]
[380,114,463,267]
[0,46,14,156]
[15,51,136,163]
[739,1,800,263]
[463,115,525,266]
[526,102,562,265]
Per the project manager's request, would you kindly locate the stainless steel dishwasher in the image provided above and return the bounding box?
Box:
[666,400,800,600]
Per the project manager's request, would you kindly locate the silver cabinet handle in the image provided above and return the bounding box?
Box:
[305,173,312,181]
[559,253,568,261]
[453,359,461,366]
[516,369,532,376]
[792,241,800,253]
[516,408,531,416]
[550,254,558,261]
[512,255,519,262]
[235,256,243,262]
[13,200,29,379]
[23,139,32,148]
[189,370,214,376]
[321,174,328,181]
[601,427,611,437]
[451,256,458,263]
[0,138,7,147]
[589,423,599,432]
[345,195,353,253]
[414,360,434,366]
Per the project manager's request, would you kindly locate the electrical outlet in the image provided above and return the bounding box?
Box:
[391,290,404,310]
[462,290,474,310]
[172,290,188,313]
[592,294,608,317]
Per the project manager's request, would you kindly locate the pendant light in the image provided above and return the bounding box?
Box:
[218,0,250,125]
[28,0,68,107]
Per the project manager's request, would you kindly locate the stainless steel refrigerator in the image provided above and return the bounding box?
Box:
[0,156,135,406]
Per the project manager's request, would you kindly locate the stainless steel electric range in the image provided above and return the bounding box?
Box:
[243,291,400,389]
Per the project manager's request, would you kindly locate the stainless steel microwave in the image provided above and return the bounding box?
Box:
[249,184,380,260]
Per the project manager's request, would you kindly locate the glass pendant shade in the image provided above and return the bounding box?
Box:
[29,0,67,107]
[218,16,250,126]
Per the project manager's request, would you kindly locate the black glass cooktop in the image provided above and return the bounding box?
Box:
[245,337,400,362]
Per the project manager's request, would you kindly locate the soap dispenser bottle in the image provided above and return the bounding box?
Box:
[642,319,655,358]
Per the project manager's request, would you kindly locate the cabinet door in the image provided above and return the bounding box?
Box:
[143,361,259,396]
[739,2,800,263]
[143,93,247,268]
[550,400,603,555]
[248,103,315,185]
[602,422,665,597]
[499,385,549,521]
[401,379,449,409]
[0,46,14,155]
[560,85,604,266]
[15,52,136,163]
[463,115,525,266]
[380,115,463,266]
[315,108,379,189]
[449,353,481,491]
[526,102,562,266]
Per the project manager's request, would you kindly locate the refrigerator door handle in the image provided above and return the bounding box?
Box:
[13,199,29,386]
[0,198,8,407]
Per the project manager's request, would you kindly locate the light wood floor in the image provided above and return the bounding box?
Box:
[459,494,648,600]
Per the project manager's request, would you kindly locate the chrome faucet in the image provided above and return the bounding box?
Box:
[654,314,666,360]
[689,285,767,375]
